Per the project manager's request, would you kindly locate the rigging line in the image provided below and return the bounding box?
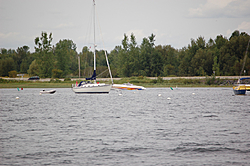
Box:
[96,68,109,78]
[96,11,102,46]
[82,2,94,77]
[105,49,114,84]
[239,39,250,77]
[95,5,114,84]
[84,2,94,51]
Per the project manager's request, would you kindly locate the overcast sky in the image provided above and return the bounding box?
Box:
[1,0,250,53]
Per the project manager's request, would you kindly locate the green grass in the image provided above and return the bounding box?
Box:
[113,76,233,88]
[0,82,72,88]
[0,76,235,88]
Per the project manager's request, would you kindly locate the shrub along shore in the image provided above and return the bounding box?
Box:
[1,76,248,89]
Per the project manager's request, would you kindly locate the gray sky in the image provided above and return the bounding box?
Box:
[1,0,250,53]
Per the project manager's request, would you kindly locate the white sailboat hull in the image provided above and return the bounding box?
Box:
[72,83,111,93]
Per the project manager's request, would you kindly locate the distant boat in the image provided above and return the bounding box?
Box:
[233,77,250,95]
[112,83,146,90]
[71,0,112,94]
[40,89,56,94]
[238,77,250,90]
[233,39,250,95]
[233,85,246,95]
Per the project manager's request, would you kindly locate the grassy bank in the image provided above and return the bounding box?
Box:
[0,79,72,88]
[115,76,236,88]
[0,76,238,88]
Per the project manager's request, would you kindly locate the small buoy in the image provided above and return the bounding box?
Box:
[158,94,161,96]
[39,93,42,95]
[167,97,171,100]
[16,97,19,99]
[192,93,195,95]
[119,93,122,96]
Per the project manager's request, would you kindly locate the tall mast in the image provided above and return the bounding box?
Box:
[239,39,250,77]
[93,1,96,72]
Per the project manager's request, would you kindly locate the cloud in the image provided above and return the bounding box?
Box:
[188,0,250,18]
[54,23,75,30]
[0,32,19,39]
[0,32,36,51]
[225,21,250,39]
[125,29,145,39]
[117,29,146,45]
[226,29,233,36]
[237,21,250,32]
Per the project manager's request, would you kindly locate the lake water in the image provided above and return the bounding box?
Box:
[1,88,250,165]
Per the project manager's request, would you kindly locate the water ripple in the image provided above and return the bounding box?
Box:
[1,88,250,165]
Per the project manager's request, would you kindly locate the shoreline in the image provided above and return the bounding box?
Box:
[1,76,248,89]
[0,82,234,89]
[1,76,248,82]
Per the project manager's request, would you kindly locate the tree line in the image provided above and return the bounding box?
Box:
[0,30,249,78]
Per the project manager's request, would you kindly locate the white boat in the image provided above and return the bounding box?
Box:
[112,83,146,90]
[39,89,56,94]
[72,0,112,94]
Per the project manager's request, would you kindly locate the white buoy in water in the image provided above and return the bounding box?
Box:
[192,93,195,95]
[119,93,122,96]
[167,97,171,100]
[16,97,19,99]
[158,94,161,96]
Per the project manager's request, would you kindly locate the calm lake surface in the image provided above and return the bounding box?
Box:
[1,88,250,165]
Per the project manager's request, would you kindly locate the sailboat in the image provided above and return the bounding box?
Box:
[72,0,112,94]
[233,39,250,95]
